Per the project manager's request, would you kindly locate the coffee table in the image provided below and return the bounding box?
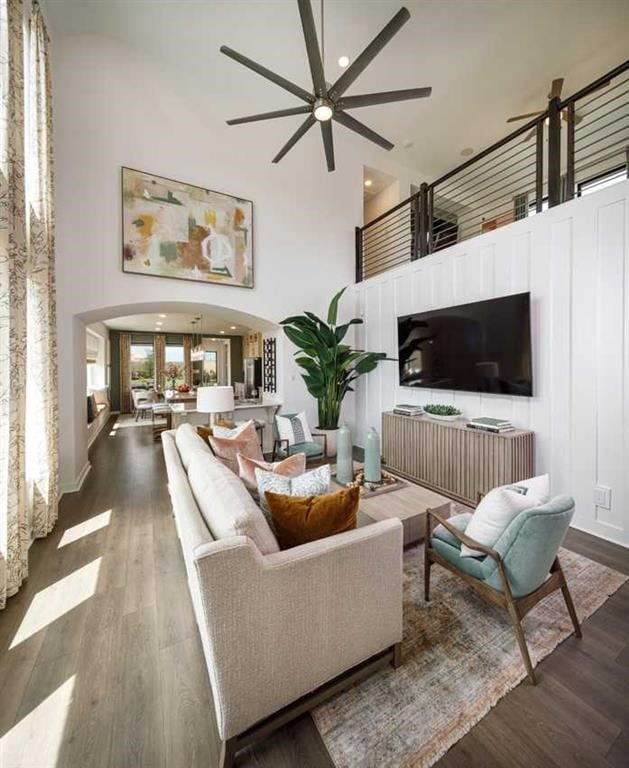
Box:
[332,467,458,546]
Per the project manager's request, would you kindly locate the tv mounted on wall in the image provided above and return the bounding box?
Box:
[397,293,532,396]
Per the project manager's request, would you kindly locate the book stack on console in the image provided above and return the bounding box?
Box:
[393,404,424,417]
[467,416,515,433]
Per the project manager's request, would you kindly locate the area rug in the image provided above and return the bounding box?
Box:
[312,545,627,768]
[113,415,167,429]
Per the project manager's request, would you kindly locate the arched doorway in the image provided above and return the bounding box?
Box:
[60,301,283,494]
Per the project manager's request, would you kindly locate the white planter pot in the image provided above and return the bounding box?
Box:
[317,427,338,457]
[425,413,460,422]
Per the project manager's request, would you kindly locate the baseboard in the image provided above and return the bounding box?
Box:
[570,522,629,550]
[59,460,91,497]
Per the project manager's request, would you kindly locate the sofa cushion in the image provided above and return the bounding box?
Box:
[237,452,306,492]
[188,451,279,555]
[207,421,263,474]
[175,422,212,472]
[255,464,331,517]
[264,485,359,550]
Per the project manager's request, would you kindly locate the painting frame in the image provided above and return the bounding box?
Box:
[121,166,254,289]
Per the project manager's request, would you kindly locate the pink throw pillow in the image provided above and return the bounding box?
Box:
[237,452,307,491]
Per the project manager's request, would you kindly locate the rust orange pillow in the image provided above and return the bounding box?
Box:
[196,425,213,443]
[264,486,360,550]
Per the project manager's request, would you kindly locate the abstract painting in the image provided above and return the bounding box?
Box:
[121,167,253,288]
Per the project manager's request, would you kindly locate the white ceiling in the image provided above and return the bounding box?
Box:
[45,0,629,179]
[105,311,253,335]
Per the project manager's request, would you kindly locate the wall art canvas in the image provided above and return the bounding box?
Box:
[122,167,253,288]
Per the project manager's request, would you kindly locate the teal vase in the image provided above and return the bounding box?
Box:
[364,427,381,483]
[336,424,353,485]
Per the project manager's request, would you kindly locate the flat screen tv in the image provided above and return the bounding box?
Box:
[397,292,532,396]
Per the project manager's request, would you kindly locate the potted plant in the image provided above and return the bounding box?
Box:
[281,287,391,456]
[423,404,461,422]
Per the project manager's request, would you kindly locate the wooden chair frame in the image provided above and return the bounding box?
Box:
[424,509,582,685]
[271,432,328,463]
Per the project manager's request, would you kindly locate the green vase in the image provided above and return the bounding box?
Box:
[364,427,381,483]
[336,424,353,485]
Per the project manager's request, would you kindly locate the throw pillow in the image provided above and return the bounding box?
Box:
[255,464,331,517]
[196,425,213,443]
[461,486,541,558]
[213,420,249,438]
[512,474,550,504]
[265,485,360,550]
[275,411,313,446]
[237,452,306,492]
[207,421,263,474]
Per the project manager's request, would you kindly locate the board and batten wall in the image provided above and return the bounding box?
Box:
[351,180,629,548]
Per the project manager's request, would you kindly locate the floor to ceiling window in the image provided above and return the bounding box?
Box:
[164,342,185,388]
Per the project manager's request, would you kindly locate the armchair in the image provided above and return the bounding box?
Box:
[424,496,581,684]
[271,412,327,463]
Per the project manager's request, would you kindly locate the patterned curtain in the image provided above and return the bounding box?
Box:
[154,333,165,391]
[182,334,193,385]
[25,2,58,539]
[0,0,29,608]
[119,332,131,413]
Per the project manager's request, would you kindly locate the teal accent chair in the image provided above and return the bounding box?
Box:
[271,412,327,463]
[425,495,582,684]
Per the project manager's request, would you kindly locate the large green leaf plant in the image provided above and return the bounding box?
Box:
[281,287,392,430]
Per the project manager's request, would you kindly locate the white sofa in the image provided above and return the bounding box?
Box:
[161,423,403,767]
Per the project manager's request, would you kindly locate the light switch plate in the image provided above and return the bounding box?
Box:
[594,485,612,510]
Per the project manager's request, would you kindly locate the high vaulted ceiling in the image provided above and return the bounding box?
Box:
[46,0,629,179]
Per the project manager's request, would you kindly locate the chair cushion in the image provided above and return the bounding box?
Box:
[264,486,359,550]
[276,441,324,459]
[276,411,313,446]
[237,452,306,492]
[187,451,279,555]
[207,421,263,474]
[175,422,212,471]
[431,537,491,581]
[432,512,473,547]
[461,486,541,558]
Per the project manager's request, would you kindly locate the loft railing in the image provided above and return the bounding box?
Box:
[356,60,629,282]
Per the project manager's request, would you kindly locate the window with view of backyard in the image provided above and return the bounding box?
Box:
[130,343,154,388]
[165,345,185,388]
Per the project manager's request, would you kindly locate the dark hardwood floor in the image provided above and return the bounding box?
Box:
[0,419,627,767]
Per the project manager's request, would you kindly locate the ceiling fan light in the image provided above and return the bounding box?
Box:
[314,99,334,121]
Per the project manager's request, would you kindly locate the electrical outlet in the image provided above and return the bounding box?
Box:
[593,485,612,510]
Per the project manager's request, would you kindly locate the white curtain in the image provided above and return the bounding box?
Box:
[26,0,58,539]
[0,0,58,609]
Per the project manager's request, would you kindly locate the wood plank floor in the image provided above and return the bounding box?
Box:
[1,419,628,768]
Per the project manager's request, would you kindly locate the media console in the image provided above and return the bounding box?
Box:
[382,412,535,507]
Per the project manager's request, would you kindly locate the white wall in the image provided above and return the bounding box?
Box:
[352,180,629,548]
[52,33,426,491]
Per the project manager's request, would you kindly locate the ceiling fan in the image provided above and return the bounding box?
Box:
[220,0,432,172]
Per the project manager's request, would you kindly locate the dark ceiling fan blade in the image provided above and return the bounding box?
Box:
[226,106,311,125]
[297,0,326,98]
[333,111,393,150]
[328,7,410,100]
[272,114,316,163]
[507,110,545,123]
[220,45,314,103]
[339,87,432,109]
[320,120,335,172]
[549,78,564,99]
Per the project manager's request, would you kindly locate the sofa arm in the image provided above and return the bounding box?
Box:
[192,518,403,740]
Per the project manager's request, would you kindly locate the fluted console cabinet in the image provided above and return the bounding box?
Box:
[382,412,534,506]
